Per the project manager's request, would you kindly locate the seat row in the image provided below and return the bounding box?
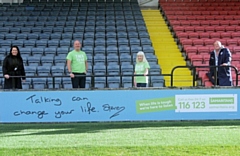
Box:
[176,32,240,40]
[165,10,240,16]
[185,46,240,55]
[180,39,240,50]
[173,26,240,33]
[167,15,240,21]
[0,75,165,90]
[0,26,147,34]
[0,50,158,64]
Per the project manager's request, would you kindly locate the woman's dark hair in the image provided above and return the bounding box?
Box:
[9,46,23,61]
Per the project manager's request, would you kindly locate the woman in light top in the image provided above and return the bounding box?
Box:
[134,51,150,87]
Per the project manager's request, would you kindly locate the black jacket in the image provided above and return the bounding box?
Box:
[2,55,26,89]
[209,47,232,86]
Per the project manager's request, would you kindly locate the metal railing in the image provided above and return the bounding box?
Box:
[0,65,238,90]
[171,65,239,87]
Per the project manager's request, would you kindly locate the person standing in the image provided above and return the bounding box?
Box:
[2,46,26,89]
[134,51,150,87]
[207,41,232,86]
[66,40,88,88]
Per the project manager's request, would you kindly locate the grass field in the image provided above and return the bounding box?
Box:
[0,120,240,156]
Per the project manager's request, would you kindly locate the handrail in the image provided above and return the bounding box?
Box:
[170,65,239,87]
[1,65,238,89]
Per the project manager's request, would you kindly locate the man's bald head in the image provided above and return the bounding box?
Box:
[74,40,81,51]
[214,41,222,51]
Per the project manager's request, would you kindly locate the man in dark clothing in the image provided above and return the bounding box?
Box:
[207,41,232,86]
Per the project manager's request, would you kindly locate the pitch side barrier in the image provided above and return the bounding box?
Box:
[0,65,240,123]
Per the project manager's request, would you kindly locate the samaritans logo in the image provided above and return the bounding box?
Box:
[209,97,234,104]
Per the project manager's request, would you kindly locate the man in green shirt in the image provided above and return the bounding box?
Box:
[134,51,150,87]
[66,40,88,88]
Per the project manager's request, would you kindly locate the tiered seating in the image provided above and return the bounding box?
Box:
[159,0,240,86]
[0,0,163,89]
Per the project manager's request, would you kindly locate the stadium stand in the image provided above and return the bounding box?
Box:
[0,0,163,89]
[159,0,240,86]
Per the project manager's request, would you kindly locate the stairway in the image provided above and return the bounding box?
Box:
[141,10,196,87]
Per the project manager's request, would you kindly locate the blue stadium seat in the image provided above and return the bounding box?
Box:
[37,66,51,76]
[39,34,50,40]
[41,56,54,66]
[94,46,106,55]
[28,56,41,66]
[119,46,130,54]
[48,40,59,47]
[107,77,121,88]
[47,77,62,89]
[51,66,65,76]
[57,47,69,56]
[32,48,44,56]
[94,77,106,89]
[107,64,120,75]
[54,55,66,66]
[32,78,47,90]
[122,76,133,88]
[44,47,56,56]
[36,40,48,48]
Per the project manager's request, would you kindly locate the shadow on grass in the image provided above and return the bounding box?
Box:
[0,120,240,136]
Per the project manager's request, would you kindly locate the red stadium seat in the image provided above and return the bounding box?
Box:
[210,11,219,15]
[194,26,205,32]
[178,16,187,20]
[204,39,215,46]
[228,10,237,16]
[214,26,225,32]
[229,20,239,26]
[198,46,210,54]
[203,54,210,63]
[185,46,198,54]
[210,21,220,26]
[220,32,231,39]
[188,32,199,39]
[214,15,225,20]
[200,21,210,26]
[202,11,211,15]
[224,15,234,21]
[192,39,204,46]
[190,21,200,26]
[188,54,203,63]
[181,39,193,49]
[231,32,240,38]
[196,16,206,20]
[181,21,191,26]
[219,11,228,15]
[226,39,238,46]
[199,32,210,39]
[233,15,240,20]
[184,26,195,32]
[220,20,229,26]
[225,26,236,32]
[210,32,221,39]
[170,20,181,26]
[205,16,215,21]
[177,32,189,39]
[204,26,215,32]
[233,47,240,54]
[186,16,196,21]
[173,26,185,32]
[204,81,213,87]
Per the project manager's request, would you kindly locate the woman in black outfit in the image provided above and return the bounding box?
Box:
[2,46,26,89]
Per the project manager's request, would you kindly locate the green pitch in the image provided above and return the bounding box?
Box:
[0,121,240,156]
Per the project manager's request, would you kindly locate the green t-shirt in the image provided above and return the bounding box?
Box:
[66,50,87,73]
[135,61,150,83]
